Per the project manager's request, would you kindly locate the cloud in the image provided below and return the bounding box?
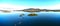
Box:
[0,3,60,10]
[39,4,60,10]
[0,4,28,10]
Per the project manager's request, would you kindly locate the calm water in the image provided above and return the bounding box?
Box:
[0,12,60,26]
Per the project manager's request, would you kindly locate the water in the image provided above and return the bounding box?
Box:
[0,12,60,26]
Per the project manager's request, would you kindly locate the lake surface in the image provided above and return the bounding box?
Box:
[0,12,60,26]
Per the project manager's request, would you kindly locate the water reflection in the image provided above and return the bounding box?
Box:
[0,12,60,26]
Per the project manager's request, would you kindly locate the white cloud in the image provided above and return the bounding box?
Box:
[0,3,60,10]
[0,4,28,10]
[39,4,60,10]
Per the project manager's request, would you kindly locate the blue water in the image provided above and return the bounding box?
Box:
[0,12,60,26]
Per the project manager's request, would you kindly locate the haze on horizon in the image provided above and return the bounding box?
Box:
[0,0,60,10]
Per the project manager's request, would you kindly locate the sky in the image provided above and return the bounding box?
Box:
[0,0,60,10]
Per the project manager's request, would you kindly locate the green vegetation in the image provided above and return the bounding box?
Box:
[28,14,37,16]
